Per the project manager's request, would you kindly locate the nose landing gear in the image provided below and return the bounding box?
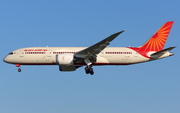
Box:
[18,68,21,72]
[16,64,21,72]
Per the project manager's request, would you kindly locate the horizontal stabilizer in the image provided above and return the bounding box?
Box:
[150,46,176,59]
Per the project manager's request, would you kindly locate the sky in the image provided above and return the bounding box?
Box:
[0,0,180,113]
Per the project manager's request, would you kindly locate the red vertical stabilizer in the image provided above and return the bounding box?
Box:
[138,21,174,56]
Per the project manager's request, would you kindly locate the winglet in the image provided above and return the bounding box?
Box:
[106,30,125,42]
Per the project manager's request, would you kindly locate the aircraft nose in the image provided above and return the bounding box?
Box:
[3,56,12,63]
[3,56,8,63]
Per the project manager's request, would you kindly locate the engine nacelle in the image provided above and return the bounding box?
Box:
[56,54,74,65]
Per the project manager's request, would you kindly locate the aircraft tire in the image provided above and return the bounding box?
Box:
[89,68,94,75]
[90,71,94,75]
[18,68,21,72]
[85,67,90,74]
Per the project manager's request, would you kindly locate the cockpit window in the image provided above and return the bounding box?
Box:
[8,52,13,55]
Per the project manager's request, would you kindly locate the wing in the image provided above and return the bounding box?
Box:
[74,30,125,59]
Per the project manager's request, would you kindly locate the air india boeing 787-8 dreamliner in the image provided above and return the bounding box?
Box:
[3,21,175,75]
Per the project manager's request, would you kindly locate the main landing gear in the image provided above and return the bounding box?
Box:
[85,66,94,75]
[84,59,94,75]
[16,64,21,72]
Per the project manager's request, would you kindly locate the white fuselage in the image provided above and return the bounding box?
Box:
[4,47,150,66]
[3,22,175,74]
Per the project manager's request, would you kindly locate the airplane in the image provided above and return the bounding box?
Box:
[3,21,175,75]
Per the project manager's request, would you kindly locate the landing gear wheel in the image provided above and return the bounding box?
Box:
[84,66,94,75]
[90,71,94,75]
[89,68,94,75]
[85,67,90,74]
[18,68,21,72]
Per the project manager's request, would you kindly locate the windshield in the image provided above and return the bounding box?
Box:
[8,52,13,55]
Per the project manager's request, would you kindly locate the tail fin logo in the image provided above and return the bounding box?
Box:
[139,21,174,55]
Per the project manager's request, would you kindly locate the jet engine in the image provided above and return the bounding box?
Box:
[56,54,74,65]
